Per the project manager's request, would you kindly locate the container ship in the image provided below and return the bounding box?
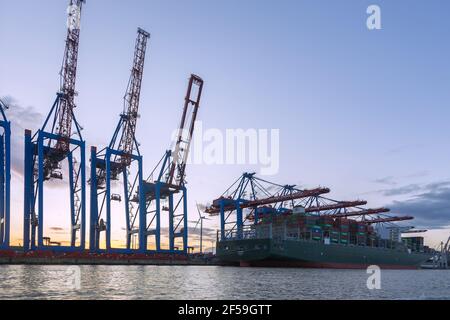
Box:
[207,173,434,270]
[217,208,432,269]
[215,207,432,269]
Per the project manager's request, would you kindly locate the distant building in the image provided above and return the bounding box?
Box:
[402,236,425,252]
[376,226,411,243]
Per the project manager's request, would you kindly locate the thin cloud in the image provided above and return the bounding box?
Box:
[372,172,431,190]
[381,184,420,196]
[373,176,397,186]
[385,144,423,155]
[49,227,64,231]
[404,171,430,179]
[48,227,67,235]
[158,226,218,239]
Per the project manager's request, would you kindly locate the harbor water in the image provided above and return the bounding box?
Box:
[0,265,449,300]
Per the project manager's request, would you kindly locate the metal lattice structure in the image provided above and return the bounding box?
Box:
[206,173,329,240]
[90,28,150,253]
[0,99,10,249]
[55,0,84,154]
[141,74,204,253]
[118,28,150,167]
[206,173,414,241]
[23,0,86,252]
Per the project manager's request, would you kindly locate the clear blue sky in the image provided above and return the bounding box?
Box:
[1,0,450,249]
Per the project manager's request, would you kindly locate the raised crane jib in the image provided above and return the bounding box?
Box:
[56,0,85,153]
[117,28,150,166]
[167,74,204,187]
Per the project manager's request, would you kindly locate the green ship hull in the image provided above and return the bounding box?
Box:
[217,238,431,269]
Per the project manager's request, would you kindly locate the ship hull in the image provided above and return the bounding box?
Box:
[217,239,431,270]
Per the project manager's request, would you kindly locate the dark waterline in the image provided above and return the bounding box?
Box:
[0,265,449,300]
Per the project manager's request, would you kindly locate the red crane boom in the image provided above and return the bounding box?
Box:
[305,201,368,213]
[401,229,427,234]
[365,216,414,224]
[327,208,391,218]
[206,187,331,215]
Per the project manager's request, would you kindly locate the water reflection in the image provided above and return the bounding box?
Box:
[0,265,449,300]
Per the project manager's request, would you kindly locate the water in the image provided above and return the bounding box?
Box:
[0,265,449,300]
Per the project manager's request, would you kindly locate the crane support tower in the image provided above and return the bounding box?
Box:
[0,99,11,249]
[23,0,86,252]
[141,74,204,253]
[89,28,150,253]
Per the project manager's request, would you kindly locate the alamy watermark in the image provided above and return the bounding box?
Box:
[47,266,81,291]
[0,266,82,293]
[172,121,280,176]
[366,265,381,290]
[367,4,382,30]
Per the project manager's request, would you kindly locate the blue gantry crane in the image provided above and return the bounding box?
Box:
[205,173,331,240]
[90,28,150,253]
[23,0,86,252]
[0,99,11,249]
[140,74,204,253]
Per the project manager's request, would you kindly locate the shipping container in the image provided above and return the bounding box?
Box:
[319,216,334,229]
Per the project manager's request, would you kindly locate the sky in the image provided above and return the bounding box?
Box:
[1,0,450,250]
